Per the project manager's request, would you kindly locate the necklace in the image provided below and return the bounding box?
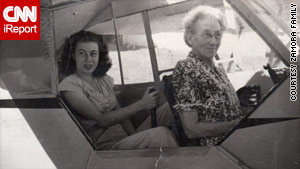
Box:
[75,73,103,94]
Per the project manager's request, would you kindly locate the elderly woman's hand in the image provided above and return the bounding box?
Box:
[140,87,160,110]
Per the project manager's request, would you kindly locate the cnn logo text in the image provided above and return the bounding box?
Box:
[1,0,40,40]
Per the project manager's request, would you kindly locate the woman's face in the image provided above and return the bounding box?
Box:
[188,18,222,60]
[73,41,99,76]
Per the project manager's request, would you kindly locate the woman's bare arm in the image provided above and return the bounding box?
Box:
[62,87,159,128]
[180,110,239,139]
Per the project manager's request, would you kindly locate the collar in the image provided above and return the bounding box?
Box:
[187,51,215,71]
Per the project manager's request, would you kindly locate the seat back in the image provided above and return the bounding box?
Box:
[163,75,197,146]
[114,81,166,128]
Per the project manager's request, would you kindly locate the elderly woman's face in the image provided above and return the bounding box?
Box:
[73,41,99,76]
[188,18,222,59]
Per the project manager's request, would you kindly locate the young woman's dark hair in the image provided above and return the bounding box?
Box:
[59,30,112,77]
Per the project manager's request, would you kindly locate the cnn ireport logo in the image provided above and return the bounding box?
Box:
[0,0,40,40]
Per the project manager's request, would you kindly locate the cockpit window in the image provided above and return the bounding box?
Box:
[147,0,289,91]
[59,0,293,150]
[0,10,57,100]
[0,40,56,100]
[245,0,291,45]
[88,13,154,85]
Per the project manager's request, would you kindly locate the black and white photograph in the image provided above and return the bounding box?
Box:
[0,0,299,168]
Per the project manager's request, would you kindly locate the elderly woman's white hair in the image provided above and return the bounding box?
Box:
[183,5,227,47]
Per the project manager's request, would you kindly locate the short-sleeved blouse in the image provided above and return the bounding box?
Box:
[59,74,128,149]
[172,52,243,146]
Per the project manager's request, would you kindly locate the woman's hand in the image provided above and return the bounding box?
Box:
[140,87,160,110]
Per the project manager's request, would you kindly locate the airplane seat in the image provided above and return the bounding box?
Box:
[162,75,200,147]
[113,81,167,129]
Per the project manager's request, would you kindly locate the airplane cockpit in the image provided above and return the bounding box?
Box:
[0,0,299,168]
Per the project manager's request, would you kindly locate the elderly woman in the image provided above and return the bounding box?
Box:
[59,30,177,150]
[172,6,243,146]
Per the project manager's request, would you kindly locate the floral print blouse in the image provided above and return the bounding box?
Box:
[172,52,243,146]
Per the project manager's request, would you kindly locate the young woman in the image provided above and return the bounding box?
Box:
[59,30,177,150]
